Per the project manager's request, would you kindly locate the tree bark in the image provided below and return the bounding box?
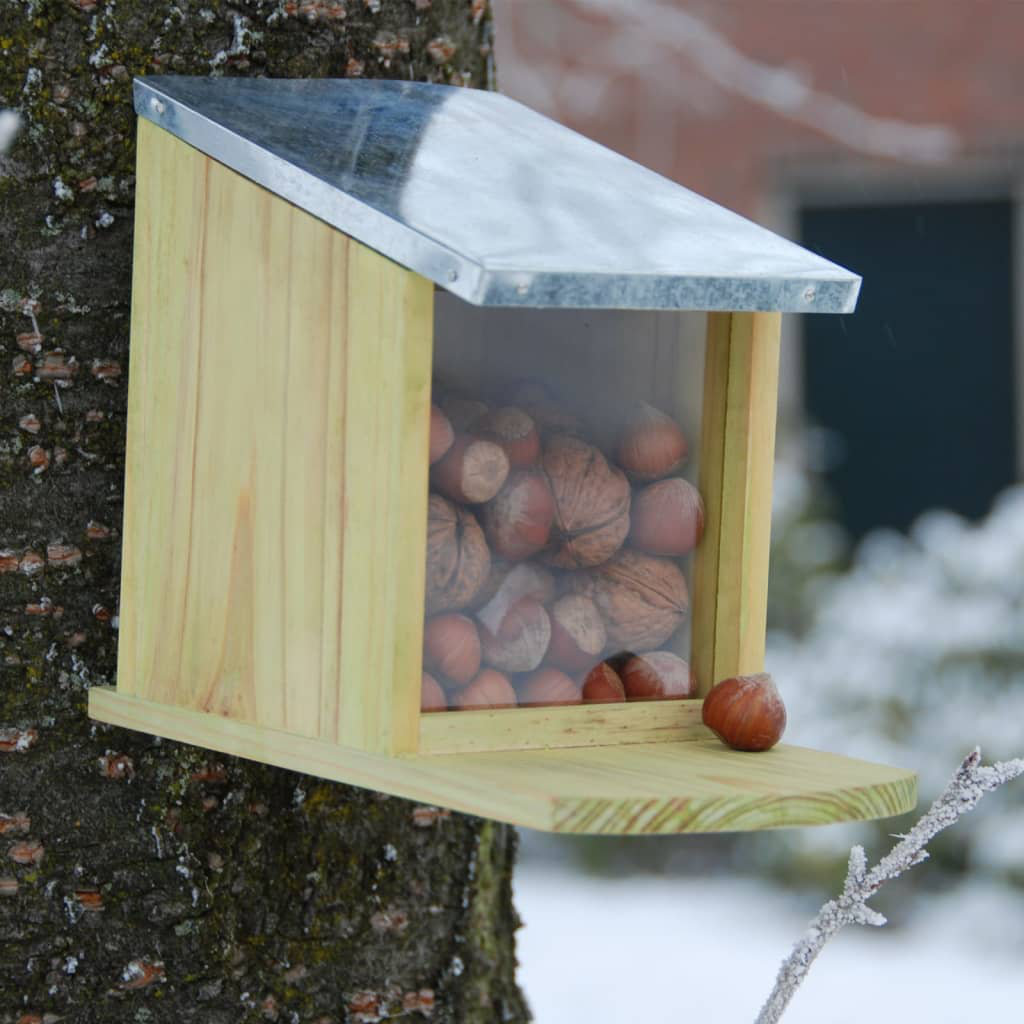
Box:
[0,3,527,1022]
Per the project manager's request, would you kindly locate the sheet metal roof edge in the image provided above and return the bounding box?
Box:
[134,77,861,313]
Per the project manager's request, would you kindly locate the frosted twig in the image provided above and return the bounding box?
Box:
[755,748,1024,1024]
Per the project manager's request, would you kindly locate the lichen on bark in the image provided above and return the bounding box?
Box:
[0,2,526,1021]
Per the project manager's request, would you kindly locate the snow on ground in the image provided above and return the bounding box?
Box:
[514,864,1024,1022]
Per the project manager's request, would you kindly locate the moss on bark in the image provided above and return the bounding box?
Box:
[0,2,527,1021]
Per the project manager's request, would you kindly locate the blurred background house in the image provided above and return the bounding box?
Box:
[496,5,1024,1018]
[495,0,1024,539]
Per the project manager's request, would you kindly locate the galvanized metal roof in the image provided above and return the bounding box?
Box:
[135,76,860,313]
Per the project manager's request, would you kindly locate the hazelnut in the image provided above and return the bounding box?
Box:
[475,562,556,634]
[481,406,540,467]
[629,478,704,557]
[429,404,455,464]
[581,662,626,703]
[510,379,582,435]
[702,672,786,752]
[431,434,510,505]
[479,598,551,673]
[621,651,697,700]
[546,594,607,673]
[438,395,489,432]
[519,668,581,707]
[539,435,631,568]
[452,668,517,710]
[425,494,491,614]
[572,549,688,651]
[422,614,481,686]
[616,402,687,481]
[481,469,555,561]
[421,672,447,712]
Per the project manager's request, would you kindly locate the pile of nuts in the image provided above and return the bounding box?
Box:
[422,382,704,711]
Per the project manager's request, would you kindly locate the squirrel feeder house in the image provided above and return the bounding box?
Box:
[89,77,917,834]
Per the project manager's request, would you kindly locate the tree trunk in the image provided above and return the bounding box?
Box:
[0,3,527,1022]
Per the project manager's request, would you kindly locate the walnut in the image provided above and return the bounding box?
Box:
[539,435,631,568]
[572,549,688,651]
[425,494,491,614]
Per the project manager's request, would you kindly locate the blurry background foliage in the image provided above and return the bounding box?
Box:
[524,446,1024,917]
[500,0,1024,920]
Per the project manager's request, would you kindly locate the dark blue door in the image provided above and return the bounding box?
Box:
[801,199,1016,539]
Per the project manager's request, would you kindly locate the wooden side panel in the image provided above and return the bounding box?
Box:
[91,688,919,835]
[692,312,782,693]
[117,120,430,753]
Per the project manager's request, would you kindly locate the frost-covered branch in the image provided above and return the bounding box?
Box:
[756,748,1024,1024]
[0,110,21,154]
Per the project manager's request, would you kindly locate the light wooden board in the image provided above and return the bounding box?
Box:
[118,120,431,755]
[419,700,709,754]
[690,312,732,695]
[91,688,918,835]
[691,311,781,693]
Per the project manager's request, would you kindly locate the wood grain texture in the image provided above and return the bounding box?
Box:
[117,121,431,754]
[690,311,732,695]
[337,241,433,753]
[90,688,918,834]
[692,312,782,694]
[419,700,709,754]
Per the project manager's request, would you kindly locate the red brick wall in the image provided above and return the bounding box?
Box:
[494,1,1024,216]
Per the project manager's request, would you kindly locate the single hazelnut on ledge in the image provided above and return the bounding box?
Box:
[701,672,786,752]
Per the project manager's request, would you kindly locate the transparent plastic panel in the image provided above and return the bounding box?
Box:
[422,295,706,712]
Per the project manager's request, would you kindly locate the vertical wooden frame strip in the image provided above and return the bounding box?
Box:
[337,244,433,755]
[691,311,782,694]
[690,313,731,695]
[117,120,212,707]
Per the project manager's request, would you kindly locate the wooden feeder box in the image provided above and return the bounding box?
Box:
[89,77,917,834]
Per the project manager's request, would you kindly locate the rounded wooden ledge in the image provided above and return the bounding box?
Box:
[89,688,917,835]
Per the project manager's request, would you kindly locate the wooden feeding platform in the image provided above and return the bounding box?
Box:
[89,76,917,834]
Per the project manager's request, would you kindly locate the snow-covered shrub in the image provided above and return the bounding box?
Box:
[523,441,1024,889]
[765,452,1024,879]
